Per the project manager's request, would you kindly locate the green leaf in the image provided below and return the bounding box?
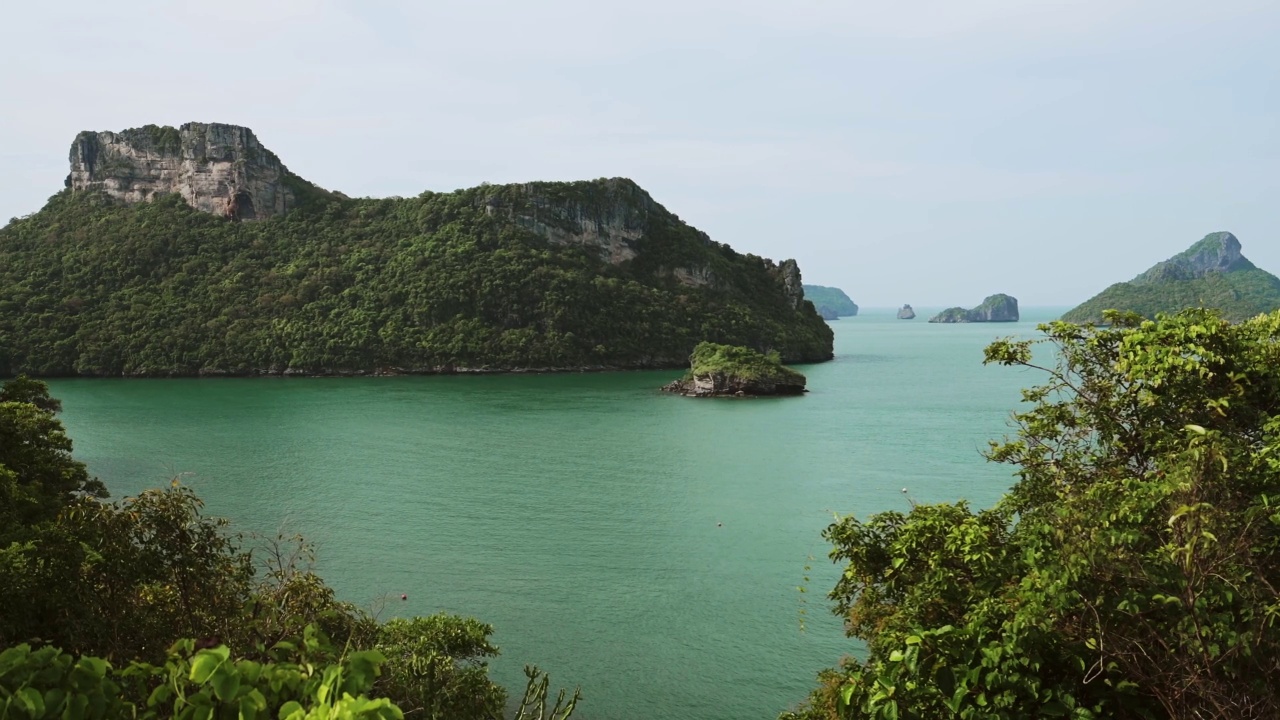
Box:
[277,701,304,720]
[0,645,30,677]
[18,687,46,716]
[238,697,257,720]
[189,647,230,684]
[76,656,108,680]
[211,668,242,701]
[43,689,66,717]
[1040,700,1070,716]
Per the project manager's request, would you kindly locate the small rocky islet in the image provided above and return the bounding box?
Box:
[661,342,807,398]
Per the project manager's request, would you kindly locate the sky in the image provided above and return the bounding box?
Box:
[2,0,1277,307]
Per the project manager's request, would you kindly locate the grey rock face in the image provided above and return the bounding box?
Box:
[481,177,740,288]
[66,123,310,220]
[775,259,805,309]
[661,372,806,397]
[1133,231,1254,284]
[486,178,650,267]
[897,304,916,320]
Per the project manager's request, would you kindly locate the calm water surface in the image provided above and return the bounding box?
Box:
[50,307,1065,720]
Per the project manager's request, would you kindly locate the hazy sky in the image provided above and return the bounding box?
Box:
[3,1,1277,306]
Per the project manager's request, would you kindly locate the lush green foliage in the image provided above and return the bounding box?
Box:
[0,183,831,377]
[0,627,401,720]
[1061,268,1280,324]
[788,309,1280,719]
[0,375,105,545]
[685,342,806,386]
[1063,234,1280,324]
[928,307,971,323]
[802,285,858,318]
[0,377,576,719]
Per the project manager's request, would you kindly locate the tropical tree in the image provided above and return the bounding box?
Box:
[788,309,1280,719]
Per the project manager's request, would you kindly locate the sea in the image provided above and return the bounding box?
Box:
[48,306,1067,720]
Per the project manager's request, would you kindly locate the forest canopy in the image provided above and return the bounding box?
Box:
[0,182,832,377]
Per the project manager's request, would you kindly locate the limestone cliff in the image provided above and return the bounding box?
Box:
[929,294,1019,323]
[66,123,324,220]
[897,304,916,320]
[1131,232,1252,284]
[478,179,807,299]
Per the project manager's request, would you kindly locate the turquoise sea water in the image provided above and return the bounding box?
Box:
[48,307,1066,720]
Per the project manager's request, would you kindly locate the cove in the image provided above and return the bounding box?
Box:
[48,308,1064,720]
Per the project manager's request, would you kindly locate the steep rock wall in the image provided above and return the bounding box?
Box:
[66,123,305,220]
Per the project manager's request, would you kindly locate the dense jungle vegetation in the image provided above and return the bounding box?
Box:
[789,309,1280,719]
[0,181,832,377]
[0,376,577,719]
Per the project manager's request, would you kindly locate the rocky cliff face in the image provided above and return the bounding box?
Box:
[897,304,916,319]
[66,123,314,220]
[480,179,808,300]
[929,294,1019,323]
[1133,231,1254,284]
[661,371,806,397]
[485,178,650,267]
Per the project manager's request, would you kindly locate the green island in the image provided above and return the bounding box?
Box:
[1062,231,1280,324]
[0,123,833,377]
[928,293,1019,323]
[660,341,807,396]
[801,284,858,320]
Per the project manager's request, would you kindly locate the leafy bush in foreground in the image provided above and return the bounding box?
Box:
[789,309,1280,719]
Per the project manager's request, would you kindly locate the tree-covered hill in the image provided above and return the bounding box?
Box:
[801,285,857,319]
[1062,231,1280,324]
[0,179,833,377]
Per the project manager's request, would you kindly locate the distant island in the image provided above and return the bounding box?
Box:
[929,294,1019,323]
[801,285,858,320]
[897,304,916,320]
[661,342,806,397]
[1061,232,1280,324]
[0,123,834,377]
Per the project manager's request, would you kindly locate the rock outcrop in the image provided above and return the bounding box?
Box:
[929,294,1019,323]
[1132,232,1251,283]
[66,122,323,220]
[661,342,807,397]
[661,372,806,397]
[1062,232,1280,324]
[479,178,807,297]
[897,304,916,320]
